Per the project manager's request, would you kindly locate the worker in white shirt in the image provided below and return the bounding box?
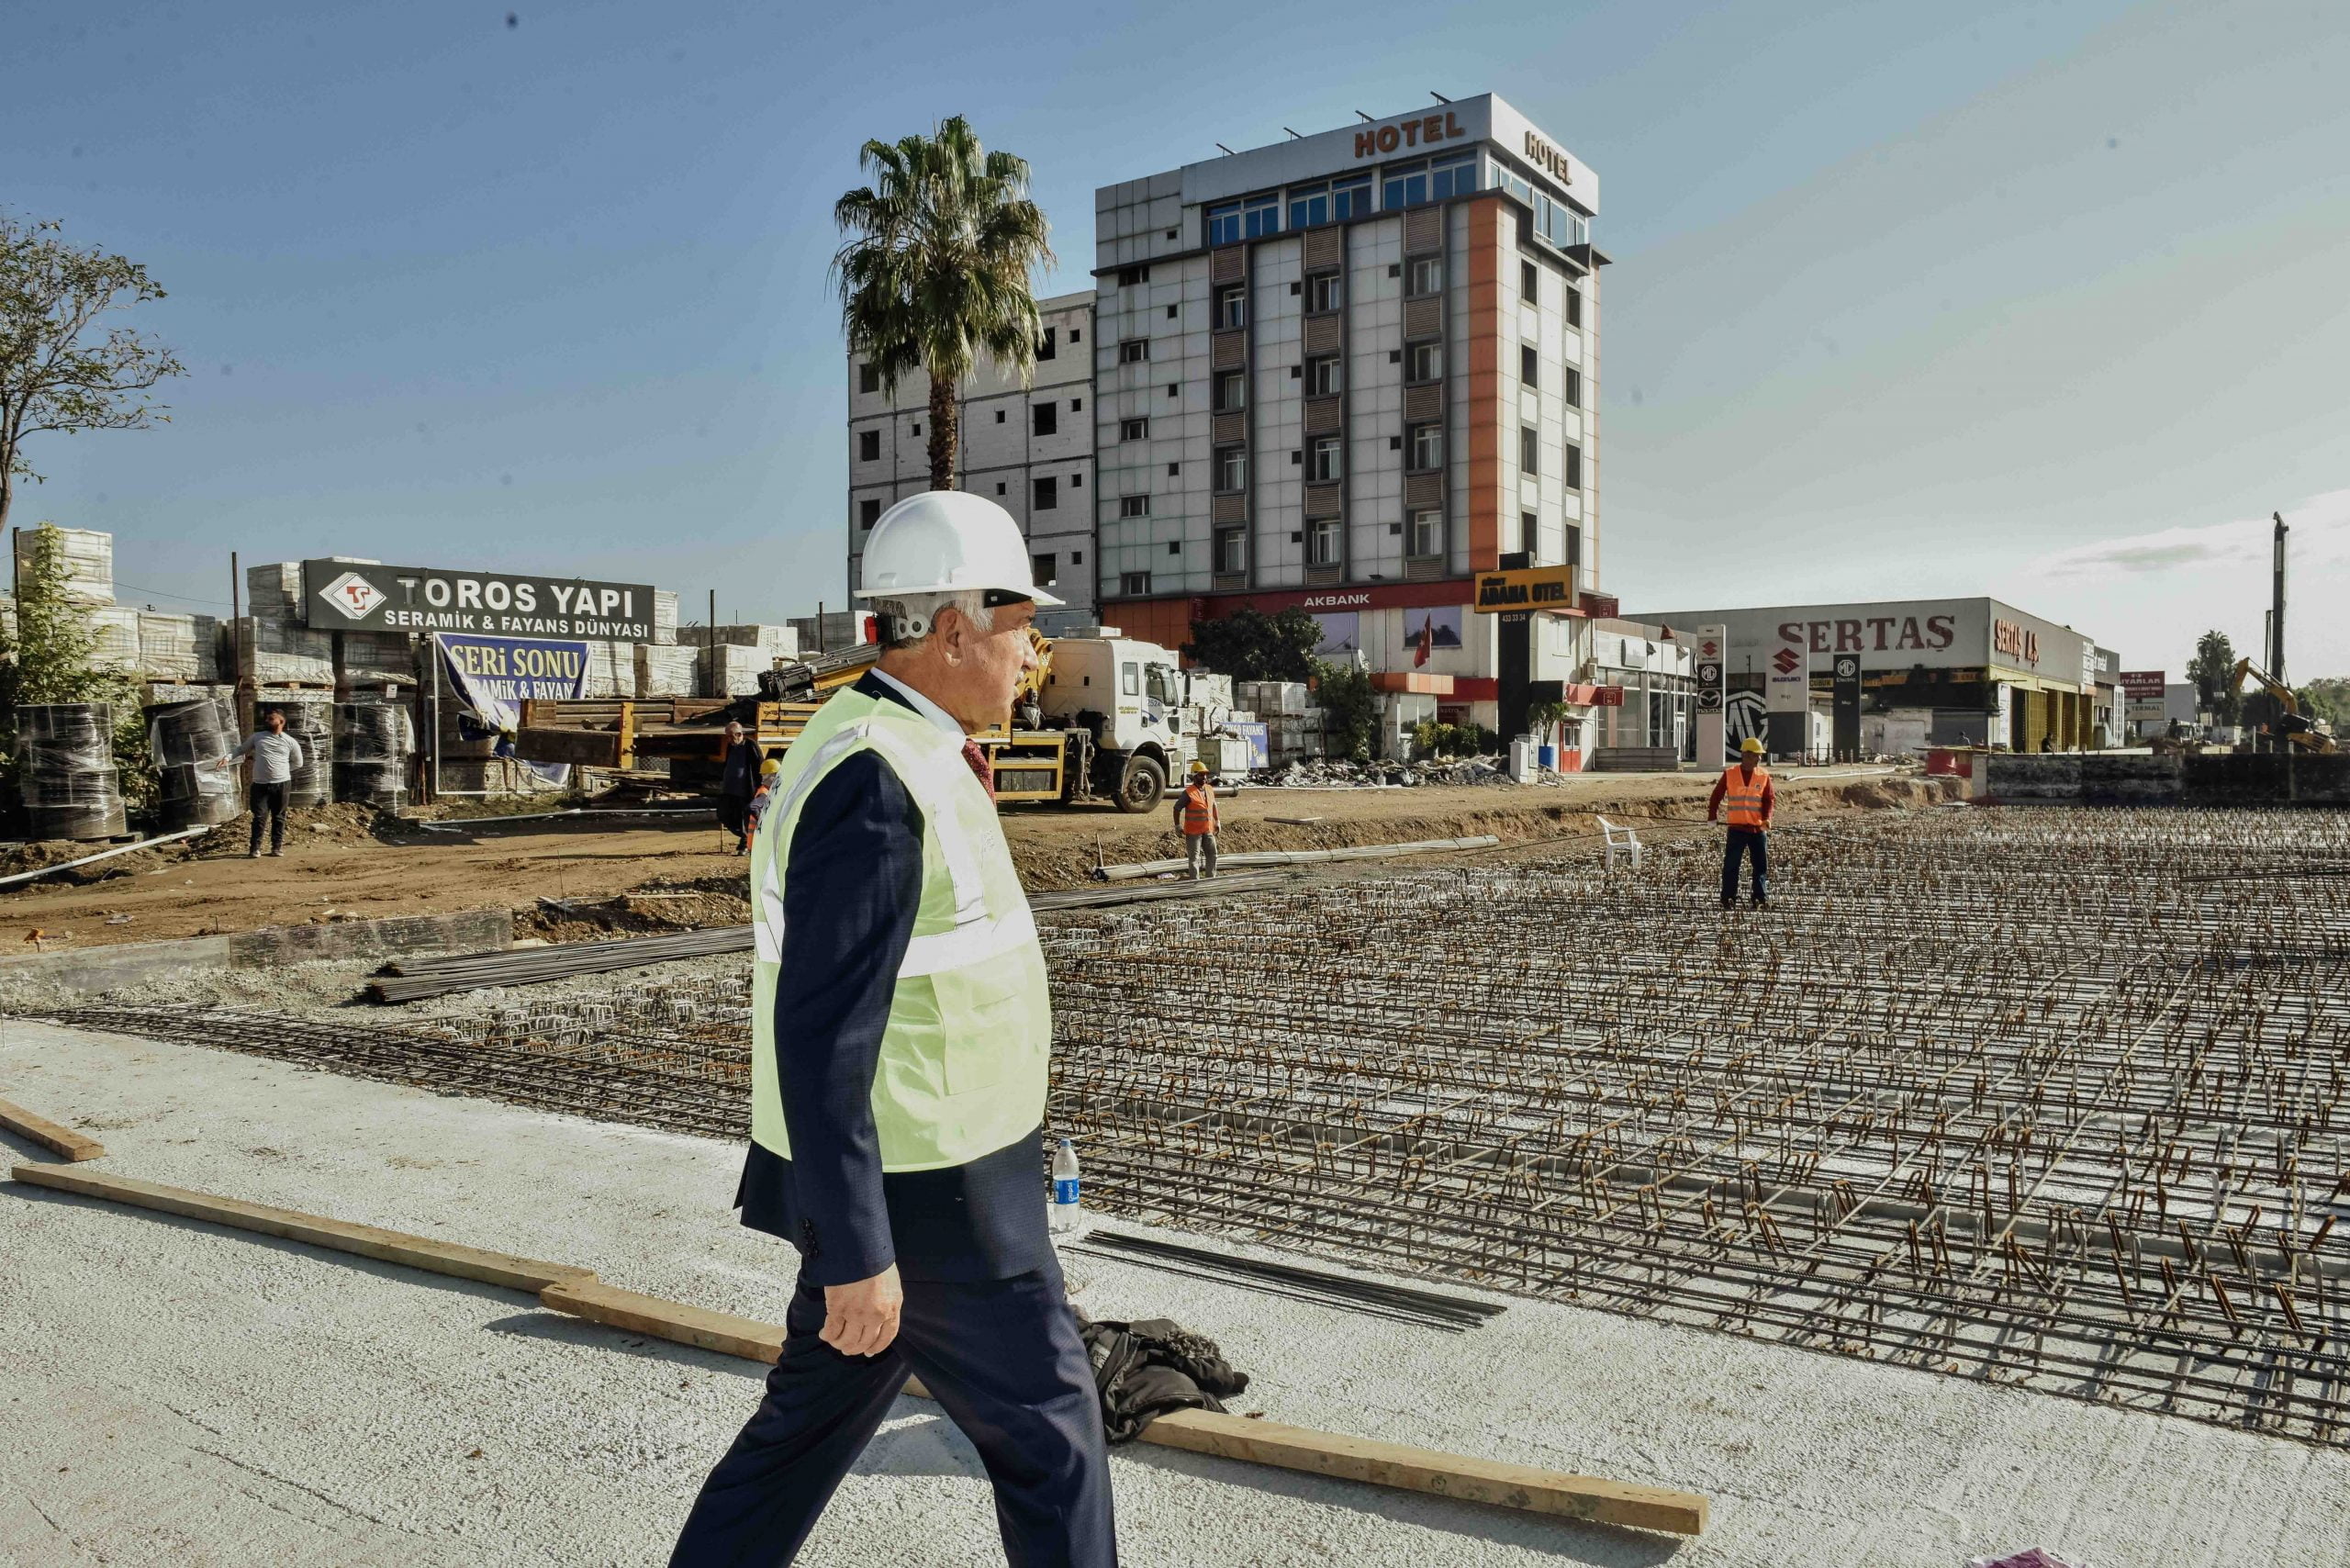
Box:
[231,708,305,857]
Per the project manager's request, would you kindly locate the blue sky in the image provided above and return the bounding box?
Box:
[8,0,2346,676]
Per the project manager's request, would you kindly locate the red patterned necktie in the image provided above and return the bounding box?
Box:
[960,738,995,800]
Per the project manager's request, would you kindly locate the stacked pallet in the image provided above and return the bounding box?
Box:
[652,590,679,645]
[13,527,114,606]
[231,615,335,685]
[634,644,698,698]
[701,644,774,697]
[89,606,143,668]
[581,642,632,698]
[138,611,222,681]
[707,622,800,660]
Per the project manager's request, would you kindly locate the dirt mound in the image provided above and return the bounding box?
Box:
[522,872,752,943]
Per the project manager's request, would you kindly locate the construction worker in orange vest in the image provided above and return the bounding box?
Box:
[1172,758,1219,879]
[1707,734,1775,909]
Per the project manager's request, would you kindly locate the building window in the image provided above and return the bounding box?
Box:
[1071,473,1082,489]
[1406,255,1443,296]
[858,430,880,462]
[1167,540,1181,556]
[1214,527,1247,574]
[857,363,881,394]
[1069,328,1081,343]
[1564,525,1582,569]
[1119,570,1153,597]
[1071,397,1082,411]
[1033,552,1057,587]
[1409,423,1444,470]
[1430,152,1477,200]
[1564,288,1583,330]
[1120,417,1148,442]
[1206,202,1241,246]
[859,498,881,529]
[910,422,922,436]
[1311,436,1341,482]
[1119,495,1149,518]
[1521,260,1538,300]
[1037,328,1057,362]
[1521,510,1539,554]
[1118,339,1148,364]
[1243,193,1280,238]
[1217,286,1246,329]
[1117,264,1149,286]
[1214,370,1246,411]
[1412,509,1444,557]
[1520,344,1538,387]
[1167,383,1180,398]
[1033,476,1058,510]
[1307,354,1341,395]
[1033,401,1058,436]
[1563,442,1583,489]
[1332,174,1372,218]
[1308,272,1341,313]
[1289,183,1330,229]
[1562,366,1581,409]
[1306,518,1341,566]
[995,409,1006,423]
[1216,446,1248,492]
[1520,426,1539,476]
[1382,162,1428,209]
[1406,340,1442,382]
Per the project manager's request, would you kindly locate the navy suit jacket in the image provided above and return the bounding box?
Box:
[735,674,1051,1286]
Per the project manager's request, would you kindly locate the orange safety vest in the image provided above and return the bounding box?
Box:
[1180,780,1217,835]
[1720,764,1771,830]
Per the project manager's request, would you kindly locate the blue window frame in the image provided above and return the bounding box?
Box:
[1430,153,1478,201]
[1242,193,1280,238]
[1289,183,1330,229]
[1382,162,1427,209]
[1207,202,1242,246]
[1332,174,1372,219]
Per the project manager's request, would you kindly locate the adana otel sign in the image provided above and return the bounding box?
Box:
[304,561,658,642]
[1472,565,1580,613]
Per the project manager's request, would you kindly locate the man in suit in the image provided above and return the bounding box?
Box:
[670,491,1114,1568]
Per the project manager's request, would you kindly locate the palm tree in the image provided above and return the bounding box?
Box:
[834,118,1055,491]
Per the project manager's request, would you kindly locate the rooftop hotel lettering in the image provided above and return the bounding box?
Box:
[1522,130,1573,185]
[1355,111,1464,158]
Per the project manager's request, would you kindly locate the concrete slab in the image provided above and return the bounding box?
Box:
[4,1020,2345,1567]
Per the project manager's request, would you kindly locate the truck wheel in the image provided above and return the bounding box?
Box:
[1114,756,1166,813]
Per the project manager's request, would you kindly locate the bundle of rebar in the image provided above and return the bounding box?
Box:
[1072,1229,1504,1331]
[366,926,753,1002]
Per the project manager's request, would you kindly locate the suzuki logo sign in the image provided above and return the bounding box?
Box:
[1772,647,1803,676]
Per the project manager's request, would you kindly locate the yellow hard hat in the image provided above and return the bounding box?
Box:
[759,757,781,776]
[1740,736,1764,754]
[1188,759,1209,774]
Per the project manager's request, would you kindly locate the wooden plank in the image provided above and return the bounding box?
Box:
[514,726,624,768]
[6,1164,594,1293]
[535,1278,1700,1536]
[0,1098,106,1162]
[1138,1409,1707,1537]
[541,1279,786,1363]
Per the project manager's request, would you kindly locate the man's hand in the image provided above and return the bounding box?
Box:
[1707,812,1718,823]
[820,1264,903,1358]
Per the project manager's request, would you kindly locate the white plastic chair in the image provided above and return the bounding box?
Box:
[1597,816,1643,873]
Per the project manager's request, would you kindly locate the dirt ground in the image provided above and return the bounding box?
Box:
[0,766,1949,950]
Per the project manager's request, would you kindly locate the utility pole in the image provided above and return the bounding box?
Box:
[2270,511,2288,689]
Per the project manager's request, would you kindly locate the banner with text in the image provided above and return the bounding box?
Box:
[434,633,588,786]
[308,560,658,641]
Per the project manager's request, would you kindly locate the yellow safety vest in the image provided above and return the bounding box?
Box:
[749,684,1049,1170]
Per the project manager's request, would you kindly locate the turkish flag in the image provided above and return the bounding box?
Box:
[1414,617,1433,668]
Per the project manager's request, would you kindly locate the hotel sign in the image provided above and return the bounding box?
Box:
[1354,110,1466,159]
[1522,130,1574,186]
[1473,565,1579,613]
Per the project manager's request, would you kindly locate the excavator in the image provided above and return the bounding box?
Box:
[2229,657,2336,753]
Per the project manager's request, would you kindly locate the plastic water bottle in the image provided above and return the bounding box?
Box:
[1051,1138,1082,1233]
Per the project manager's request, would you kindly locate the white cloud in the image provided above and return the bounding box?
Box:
[2029,488,2350,677]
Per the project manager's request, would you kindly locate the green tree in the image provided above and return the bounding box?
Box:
[1,213,184,532]
[833,118,1054,491]
[2297,678,2350,734]
[1188,607,1323,682]
[0,521,152,809]
[2186,629,2241,723]
[1313,659,1378,763]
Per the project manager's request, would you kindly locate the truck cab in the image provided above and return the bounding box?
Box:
[1035,632,1191,811]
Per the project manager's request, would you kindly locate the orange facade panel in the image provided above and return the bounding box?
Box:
[1464,196,1503,569]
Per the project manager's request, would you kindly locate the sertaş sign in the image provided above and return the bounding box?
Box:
[303,561,658,641]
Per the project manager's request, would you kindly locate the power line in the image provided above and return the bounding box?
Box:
[105,581,236,609]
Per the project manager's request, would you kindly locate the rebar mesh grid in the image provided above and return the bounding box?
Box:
[42,807,2350,1442]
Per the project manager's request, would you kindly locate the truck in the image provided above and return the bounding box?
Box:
[983,630,1197,812]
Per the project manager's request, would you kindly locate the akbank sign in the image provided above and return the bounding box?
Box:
[303,560,658,641]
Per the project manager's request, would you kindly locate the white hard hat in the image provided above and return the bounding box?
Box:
[856,490,1063,607]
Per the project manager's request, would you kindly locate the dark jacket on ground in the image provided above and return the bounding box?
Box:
[1076,1313,1251,1442]
[733,673,1051,1287]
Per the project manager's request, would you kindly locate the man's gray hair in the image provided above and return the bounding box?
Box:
[871,590,995,650]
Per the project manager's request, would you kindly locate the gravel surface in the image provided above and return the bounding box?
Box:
[6,1020,2346,1567]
